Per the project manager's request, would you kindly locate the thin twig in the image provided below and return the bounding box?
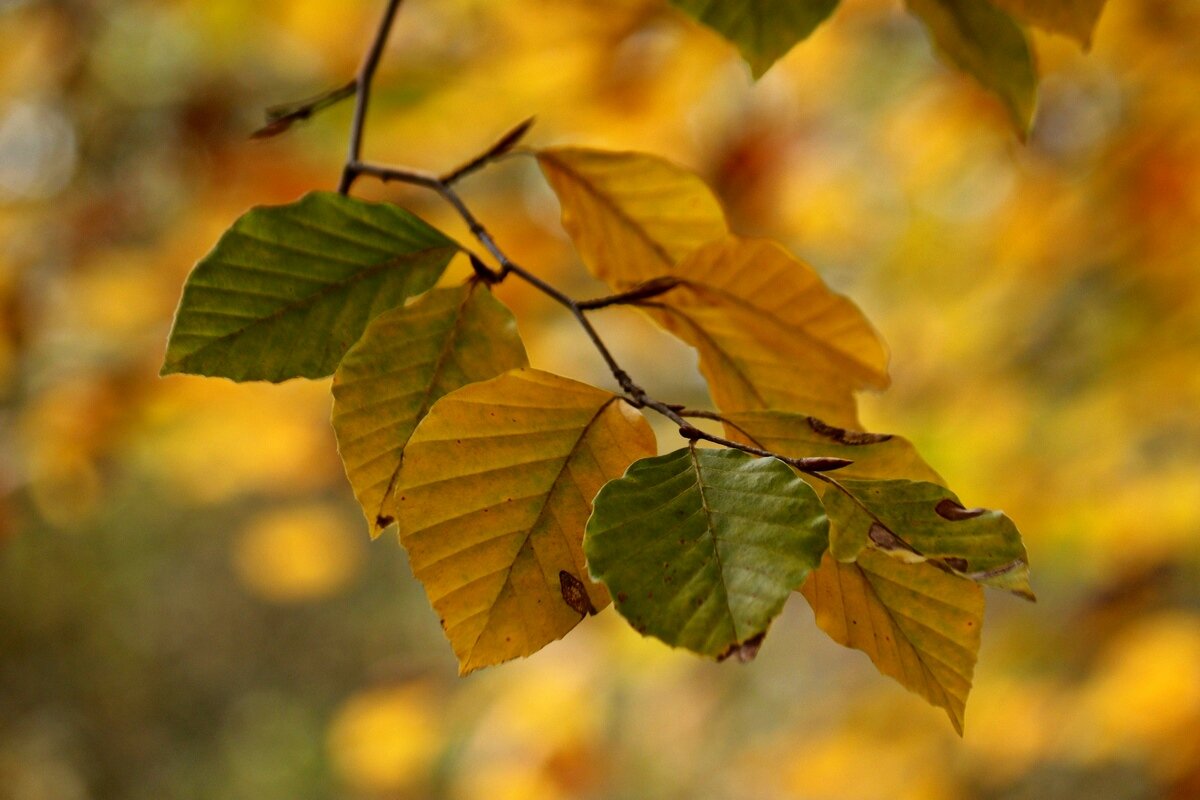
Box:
[441,117,536,185]
[335,3,853,478]
[338,0,405,194]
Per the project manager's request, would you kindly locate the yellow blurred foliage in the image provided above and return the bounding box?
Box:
[1070,612,1200,777]
[233,504,362,602]
[327,683,443,794]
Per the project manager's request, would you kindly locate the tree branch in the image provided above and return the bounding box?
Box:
[335,2,852,478]
[338,0,405,194]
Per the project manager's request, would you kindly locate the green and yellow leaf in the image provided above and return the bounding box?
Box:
[825,478,1034,599]
[641,236,888,428]
[536,147,728,287]
[393,368,656,674]
[801,548,984,735]
[906,0,1038,135]
[990,0,1107,48]
[331,281,528,538]
[670,0,840,77]
[585,446,828,659]
[162,191,457,381]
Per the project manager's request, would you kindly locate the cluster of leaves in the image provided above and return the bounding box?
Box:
[162,137,1031,731]
[672,0,1108,133]
[153,0,1123,734]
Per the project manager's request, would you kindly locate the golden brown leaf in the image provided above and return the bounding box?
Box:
[801,548,984,735]
[537,147,728,287]
[643,236,888,428]
[393,368,657,674]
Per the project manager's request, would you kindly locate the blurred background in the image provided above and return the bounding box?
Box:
[2,0,1199,797]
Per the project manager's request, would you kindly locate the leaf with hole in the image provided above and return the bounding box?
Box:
[331,281,528,537]
[161,191,457,382]
[536,147,728,287]
[906,0,1038,135]
[801,547,984,734]
[825,478,1033,599]
[393,368,656,674]
[640,236,888,428]
[670,0,840,77]
[585,446,828,659]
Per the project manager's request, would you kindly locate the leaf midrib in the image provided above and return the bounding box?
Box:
[688,446,741,646]
[463,396,618,662]
[377,282,482,523]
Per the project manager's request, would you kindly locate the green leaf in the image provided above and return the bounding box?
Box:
[905,0,1038,135]
[670,0,840,77]
[536,148,728,287]
[825,478,1034,599]
[722,410,945,486]
[990,0,1108,48]
[161,191,457,382]
[801,548,983,735]
[393,368,656,674]
[331,281,528,538]
[585,446,829,659]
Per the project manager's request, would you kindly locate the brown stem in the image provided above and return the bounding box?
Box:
[334,5,853,478]
[338,0,405,194]
[576,278,680,310]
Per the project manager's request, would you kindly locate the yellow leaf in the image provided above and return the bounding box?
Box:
[990,0,1108,48]
[800,548,984,735]
[643,236,888,428]
[536,147,728,287]
[331,281,528,537]
[393,368,657,673]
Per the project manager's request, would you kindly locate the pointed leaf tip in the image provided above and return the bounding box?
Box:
[670,0,841,77]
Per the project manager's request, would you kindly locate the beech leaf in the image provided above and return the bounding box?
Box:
[393,368,656,674]
[801,548,984,735]
[669,0,840,77]
[536,147,728,287]
[162,192,457,381]
[585,446,828,659]
[825,478,1034,599]
[331,281,528,538]
[906,0,1038,135]
[641,236,888,428]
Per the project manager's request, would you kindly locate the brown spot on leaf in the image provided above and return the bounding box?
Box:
[718,633,766,663]
[941,556,970,572]
[807,417,893,445]
[375,514,395,528]
[935,499,987,521]
[868,523,923,556]
[559,570,596,616]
